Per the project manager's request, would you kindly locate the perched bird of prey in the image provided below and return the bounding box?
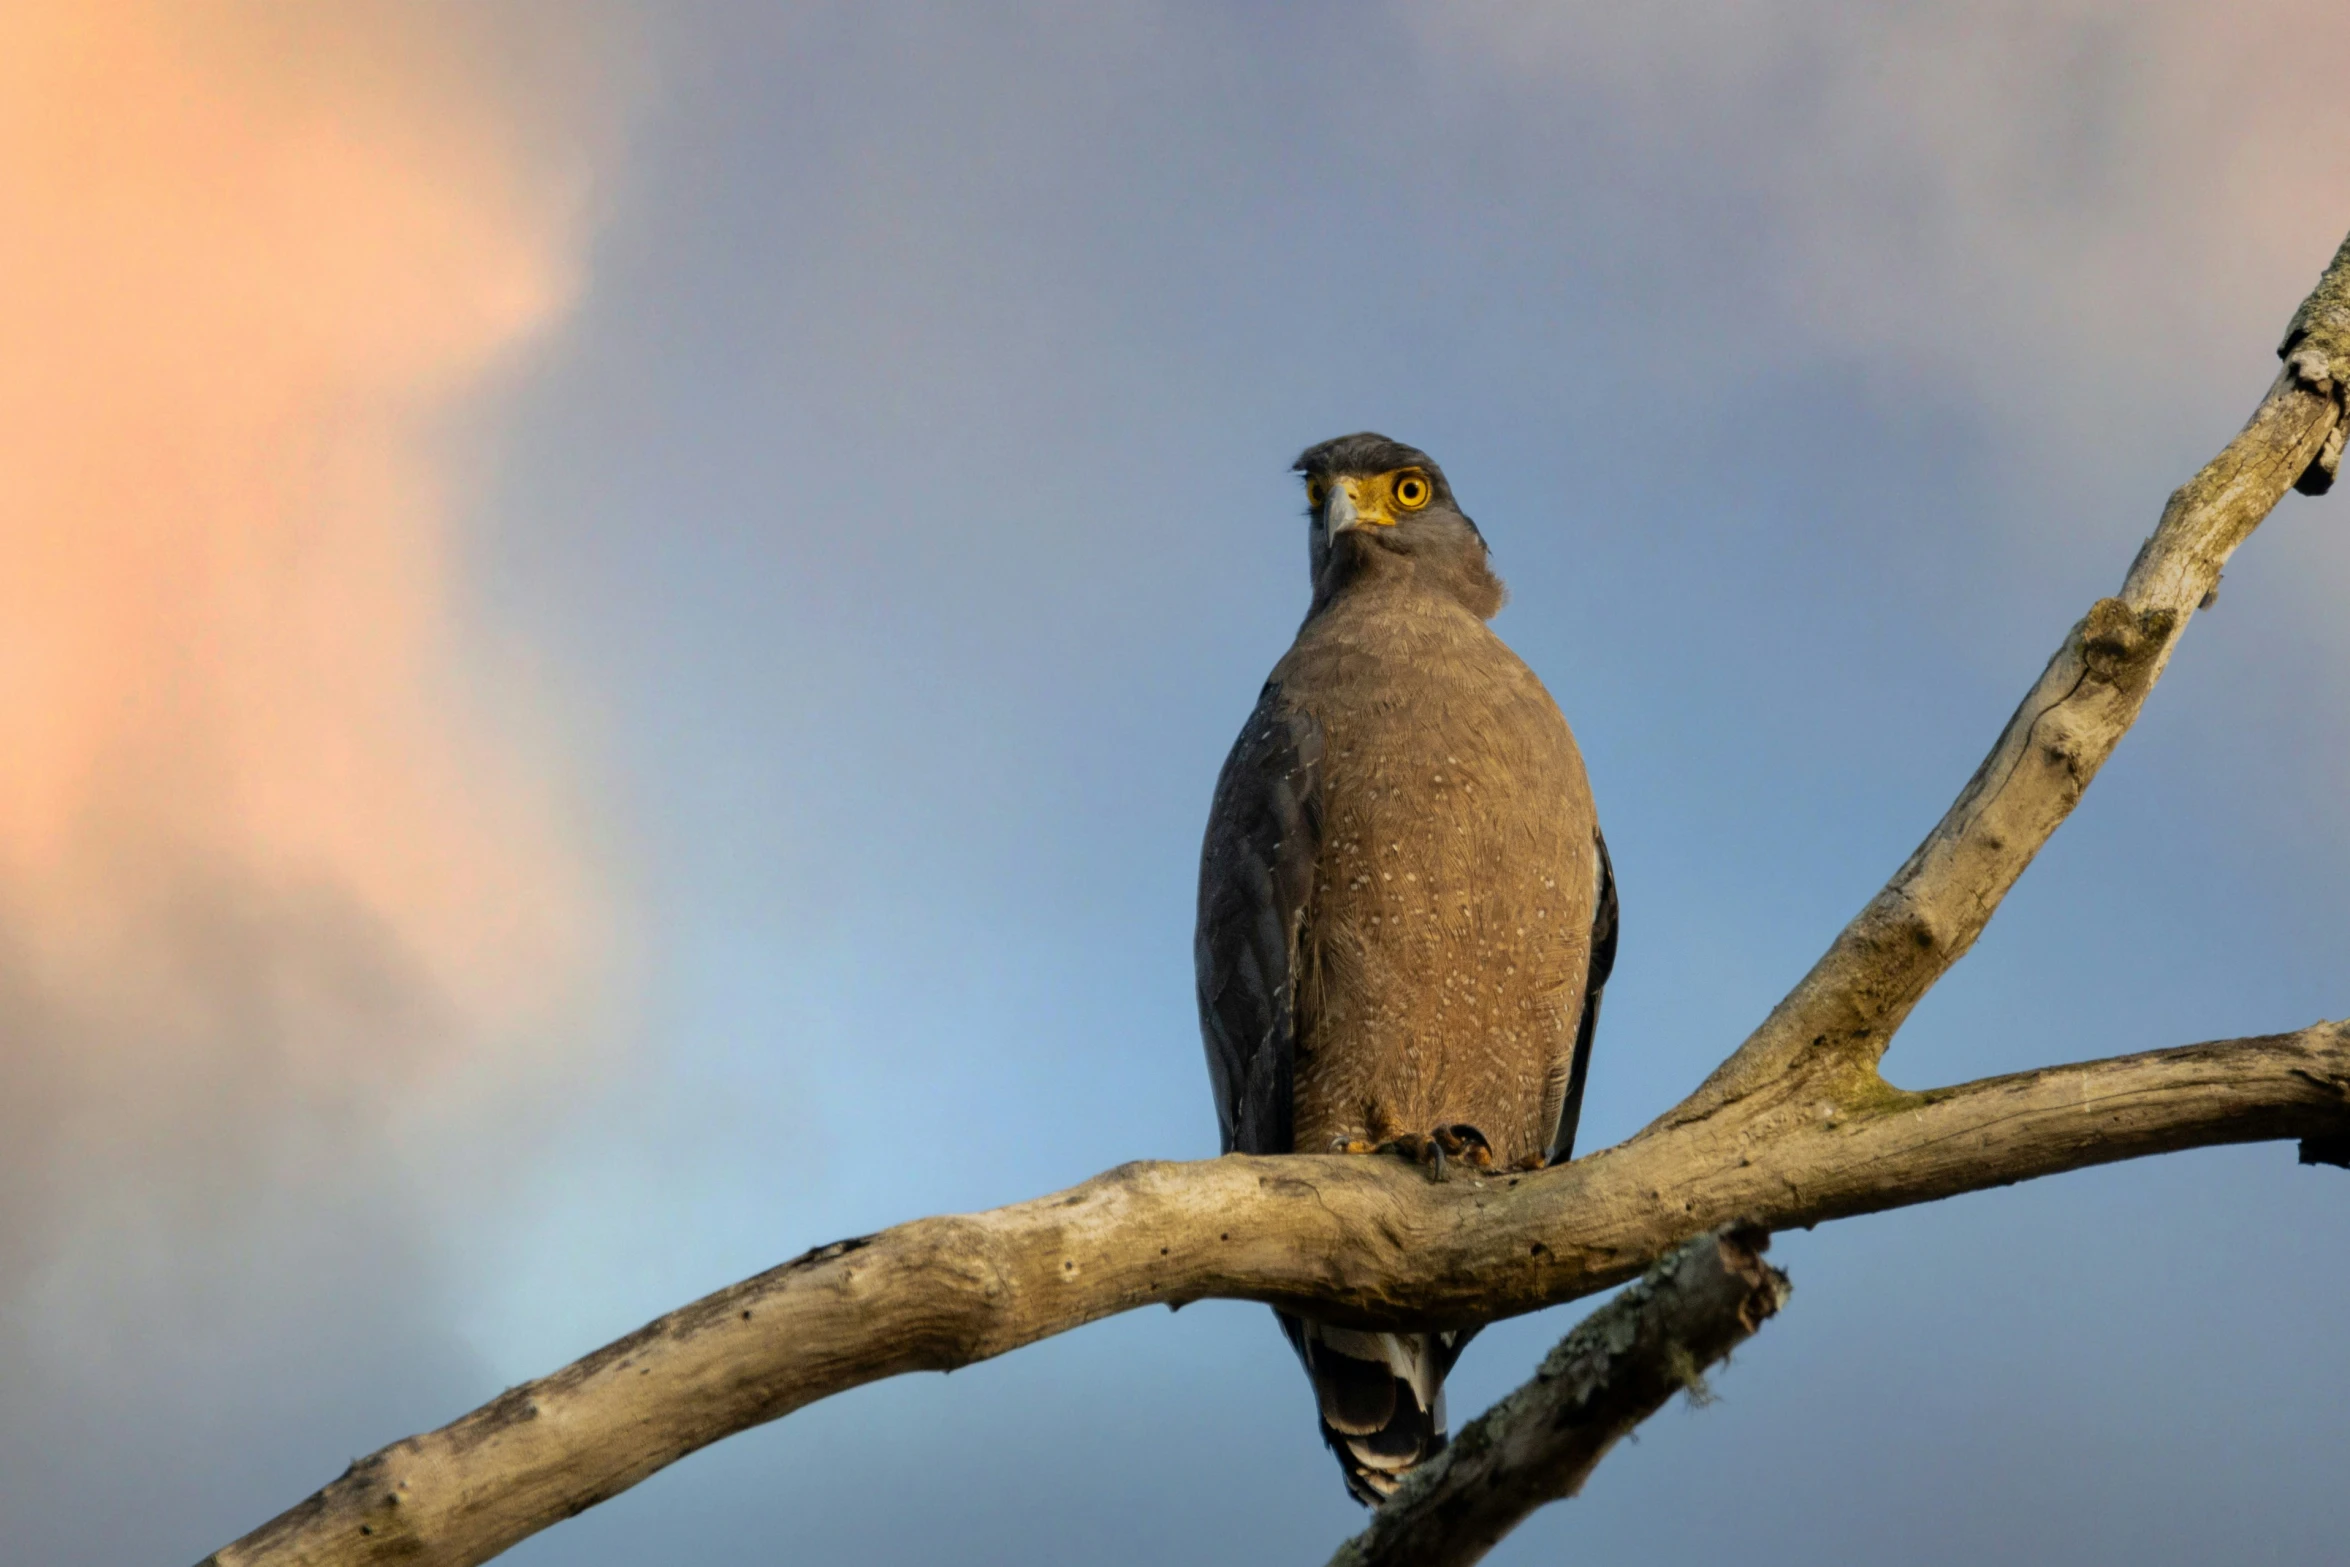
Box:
[1195,433,1616,1505]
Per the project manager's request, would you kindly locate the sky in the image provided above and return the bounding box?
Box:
[3,3,2347,1563]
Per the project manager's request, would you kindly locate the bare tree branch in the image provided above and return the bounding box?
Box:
[2284,229,2350,496]
[1327,1224,1789,1567]
[199,228,2350,1567]
[1677,227,2350,1125]
[202,1023,2348,1567]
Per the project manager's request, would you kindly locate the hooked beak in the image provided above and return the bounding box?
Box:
[1324,476,1393,533]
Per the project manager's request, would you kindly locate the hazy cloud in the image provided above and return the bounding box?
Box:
[1415,1,2350,436]
[0,4,616,1556]
[10,5,2344,1562]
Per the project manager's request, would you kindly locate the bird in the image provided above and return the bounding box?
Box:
[1194,432,1616,1505]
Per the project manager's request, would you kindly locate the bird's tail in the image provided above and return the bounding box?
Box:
[1278,1312,1469,1505]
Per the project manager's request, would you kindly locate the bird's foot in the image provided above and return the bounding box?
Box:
[1430,1123,1496,1180]
[1332,1127,1497,1180]
[1361,1124,1495,1181]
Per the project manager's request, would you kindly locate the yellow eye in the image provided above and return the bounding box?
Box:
[1306,477,1329,508]
[1393,472,1431,510]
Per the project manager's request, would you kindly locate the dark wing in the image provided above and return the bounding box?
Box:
[1195,681,1323,1155]
[1546,826,1617,1165]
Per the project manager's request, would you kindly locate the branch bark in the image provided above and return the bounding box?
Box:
[202,1024,2349,1567]
[1328,1224,1789,1567]
[1677,230,2350,1125]
[199,226,2350,1567]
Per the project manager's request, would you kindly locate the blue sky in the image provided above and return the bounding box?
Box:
[6,4,2348,1563]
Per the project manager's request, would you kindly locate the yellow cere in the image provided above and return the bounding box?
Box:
[1318,468,1434,529]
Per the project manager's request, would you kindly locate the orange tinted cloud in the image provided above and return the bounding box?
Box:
[0,0,609,1274]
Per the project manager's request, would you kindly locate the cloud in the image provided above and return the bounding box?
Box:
[1411,1,2350,436]
[0,3,616,1552]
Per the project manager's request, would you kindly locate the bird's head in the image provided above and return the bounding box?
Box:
[1293,433,1505,620]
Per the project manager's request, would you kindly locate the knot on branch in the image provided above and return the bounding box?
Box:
[2284,345,2346,496]
[2078,598,2173,683]
[2281,231,2350,496]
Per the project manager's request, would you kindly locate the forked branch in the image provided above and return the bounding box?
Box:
[1678,225,2350,1123]
[201,228,2350,1567]
[201,1029,2349,1567]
